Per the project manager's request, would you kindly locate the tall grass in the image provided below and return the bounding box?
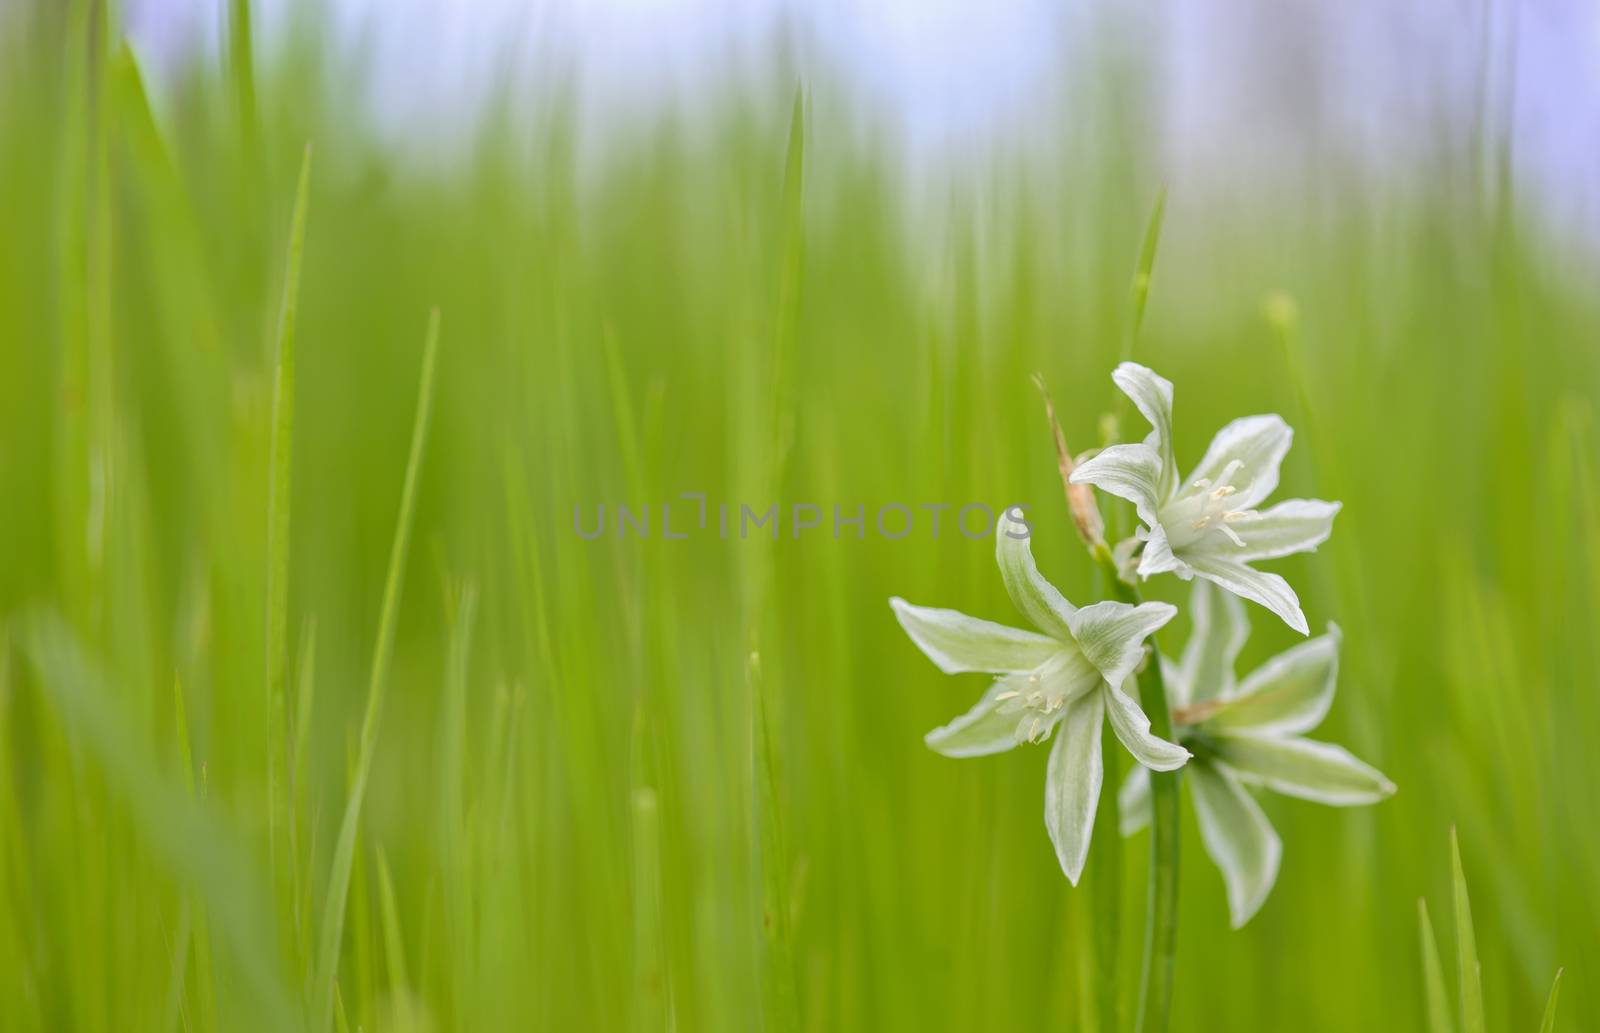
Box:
[1,3,1597,1030]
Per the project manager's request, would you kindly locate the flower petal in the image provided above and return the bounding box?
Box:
[1111,362,1178,498]
[1189,761,1283,928]
[1103,681,1190,771]
[1185,554,1309,636]
[924,680,1030,758]
[1069,443,1166,526]
[1228,499,1341,562]
[1066,600,1177,689]
[1206,624,1341,736]
[1175,579,1250,706]
[1044,691,1105,884]
[1213,734,1396,805]
[1135,520,1186,579]
[889,597,1061,675]
[995,510,1075,639]
[1185,414,1292,509]
[1118,765,1151,836]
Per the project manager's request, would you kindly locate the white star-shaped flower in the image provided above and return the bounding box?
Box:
[891,511,1190,883]
[1070,362,1340,634]
[1121,581,1395,926]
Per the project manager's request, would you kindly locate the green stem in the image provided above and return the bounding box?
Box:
[1131,643,1180,1033]
[1088,721,1122,1033]
[1086,546,1121,1033]
[1094,547,1180,1033]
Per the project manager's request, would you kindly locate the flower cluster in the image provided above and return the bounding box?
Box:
[890,362,1392,923]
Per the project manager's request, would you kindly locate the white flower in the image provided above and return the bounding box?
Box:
[1069,362,1341,634]
[890,510,1190,884]
[1121,581,1395,927]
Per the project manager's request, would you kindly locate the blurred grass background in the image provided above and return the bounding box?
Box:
[2,1,1599,1030]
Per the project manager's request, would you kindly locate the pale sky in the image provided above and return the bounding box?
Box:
[125,0,1600,236]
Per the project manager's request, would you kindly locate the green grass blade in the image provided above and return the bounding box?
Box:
[1418,899,1454,1033]
[767,83,806,479]
[334,986,352,1033]
[1539,968,1563,1033]
[601,326,645,499]
[360,306,442,751]
[1124,185,1167,357]
[267,143,313,716]
[1452,828,1486,1033]
[290,618,320,965]
[291,618,319,802]
[229,0,260,158]
[267,141,313,915]
[21,612,297,1032]
[375,847,410,994]
[747,87,806,1033]
[312,309,442,1033]
[436,580,476,1026]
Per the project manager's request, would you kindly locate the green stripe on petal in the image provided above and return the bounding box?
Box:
[1103,681,1190,771]
[1111,362,1178,499]
[1185,554,1309,635]
[1213,734,1396,805]
[924,680,1030,758]
[1066,600,1177,689]
[1177,579,1249,705]
[1207,625,1340,736]
[1044,690,1105,885]
[889,597,1061,675]
[1135,522,1186,579]
[1185,414,1292,510]
[1229,498,1341,562]
[995,511,1075,638]
[1069,442,1166,526]
[1189,761,1282,928]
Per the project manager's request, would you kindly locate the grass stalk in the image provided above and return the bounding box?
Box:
[1451,829,1486,1033]
[1417,899,1454,1033]
[266,143,313,952]
[311,309,442,1033]
[1539,969,1563,1033]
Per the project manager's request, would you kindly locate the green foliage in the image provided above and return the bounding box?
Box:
[0,4,1594,1031]
[1420,833,1563,1033]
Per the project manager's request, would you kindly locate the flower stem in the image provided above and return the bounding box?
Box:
[1094,547,1181,1033]
[1089,720,1122,1033]
[1131,644,1180,1033]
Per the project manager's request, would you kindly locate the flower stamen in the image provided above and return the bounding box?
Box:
[1166,459,1261,551]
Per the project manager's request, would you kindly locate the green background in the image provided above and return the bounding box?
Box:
[0,3,1595,1030]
